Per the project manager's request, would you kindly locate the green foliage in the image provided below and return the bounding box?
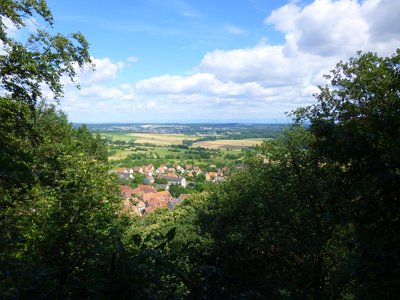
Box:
[293,49,400,298]
[154,177,168,184]
[168,184,187,198]
[0,2,119,298]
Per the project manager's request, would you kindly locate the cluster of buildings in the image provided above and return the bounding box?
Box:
[120,184,187,216]
[116,163,230,215]
[116,163,229,185]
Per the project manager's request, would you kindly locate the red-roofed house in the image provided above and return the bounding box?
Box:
[133,184,156,194]
[119,185,135,199]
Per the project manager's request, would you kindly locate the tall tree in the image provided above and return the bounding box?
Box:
[0,2,123,298]
[294,49,400,298]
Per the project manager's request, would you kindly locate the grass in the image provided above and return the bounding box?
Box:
[100,132,136,142]
[109,150,133,161]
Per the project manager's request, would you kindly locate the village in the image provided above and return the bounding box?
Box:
[116,163,229,216]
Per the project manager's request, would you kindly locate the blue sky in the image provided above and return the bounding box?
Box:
[34,1,400,122]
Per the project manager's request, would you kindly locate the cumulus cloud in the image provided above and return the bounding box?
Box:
[59,0,400,122]
[266,0,398,57]
[136,73,269,97]
[198,44,310,87]
[60,56,136,115]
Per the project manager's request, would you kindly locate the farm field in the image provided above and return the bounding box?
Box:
[100,132,136,142]
[100,132,197,145]
[127,133,197,145]
[192,139,265,150]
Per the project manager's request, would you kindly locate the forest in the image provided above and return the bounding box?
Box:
[1,1,399,299]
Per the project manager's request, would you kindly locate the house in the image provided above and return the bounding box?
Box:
[117,167,128,173]
[168,167,176,173]
[156,166,165,174]
[119,185,135,199]
[155,183,168,190]
[118,173,134,180]
[144,175,155,185]
[134,200,146,216]
[133,184,156,194]
[143,190,172,202]
[143,190,173,209]
[159,174,187,188]
[205,172,218,181]
[186,164,193,170]
[145,170,154,177]
[143,206,156,214]
[165,172,178,178]
[168,194,188,209]
[193,166,202,174]
[133,166,143,173]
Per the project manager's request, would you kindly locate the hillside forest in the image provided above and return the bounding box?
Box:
[1,1,399,299]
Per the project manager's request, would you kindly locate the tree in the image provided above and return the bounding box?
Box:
[188,128,351,298]
[294,49,400,298]
[0,1,123,298]
[0,0,92,203]
[0,0,91,105]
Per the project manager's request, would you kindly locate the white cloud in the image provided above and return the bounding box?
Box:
[59,0,400,122]
[265,3,300,32]
[267,0,399,57]
[136,73,273,98]
[59,57,136,114]
[198,44,310,87]
[79,57,124,84]
[363,0,400,43]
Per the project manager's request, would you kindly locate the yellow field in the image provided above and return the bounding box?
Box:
[192,139,264,150]
[127,133,197,145]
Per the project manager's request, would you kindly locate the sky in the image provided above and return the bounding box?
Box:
[14,0,400,122]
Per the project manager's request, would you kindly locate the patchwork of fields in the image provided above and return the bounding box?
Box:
[101,131,270,164]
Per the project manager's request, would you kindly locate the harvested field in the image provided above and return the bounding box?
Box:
[127,133,197,145]
[192,139,264,150]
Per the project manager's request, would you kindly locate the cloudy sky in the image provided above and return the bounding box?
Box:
[42,0,400,123]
